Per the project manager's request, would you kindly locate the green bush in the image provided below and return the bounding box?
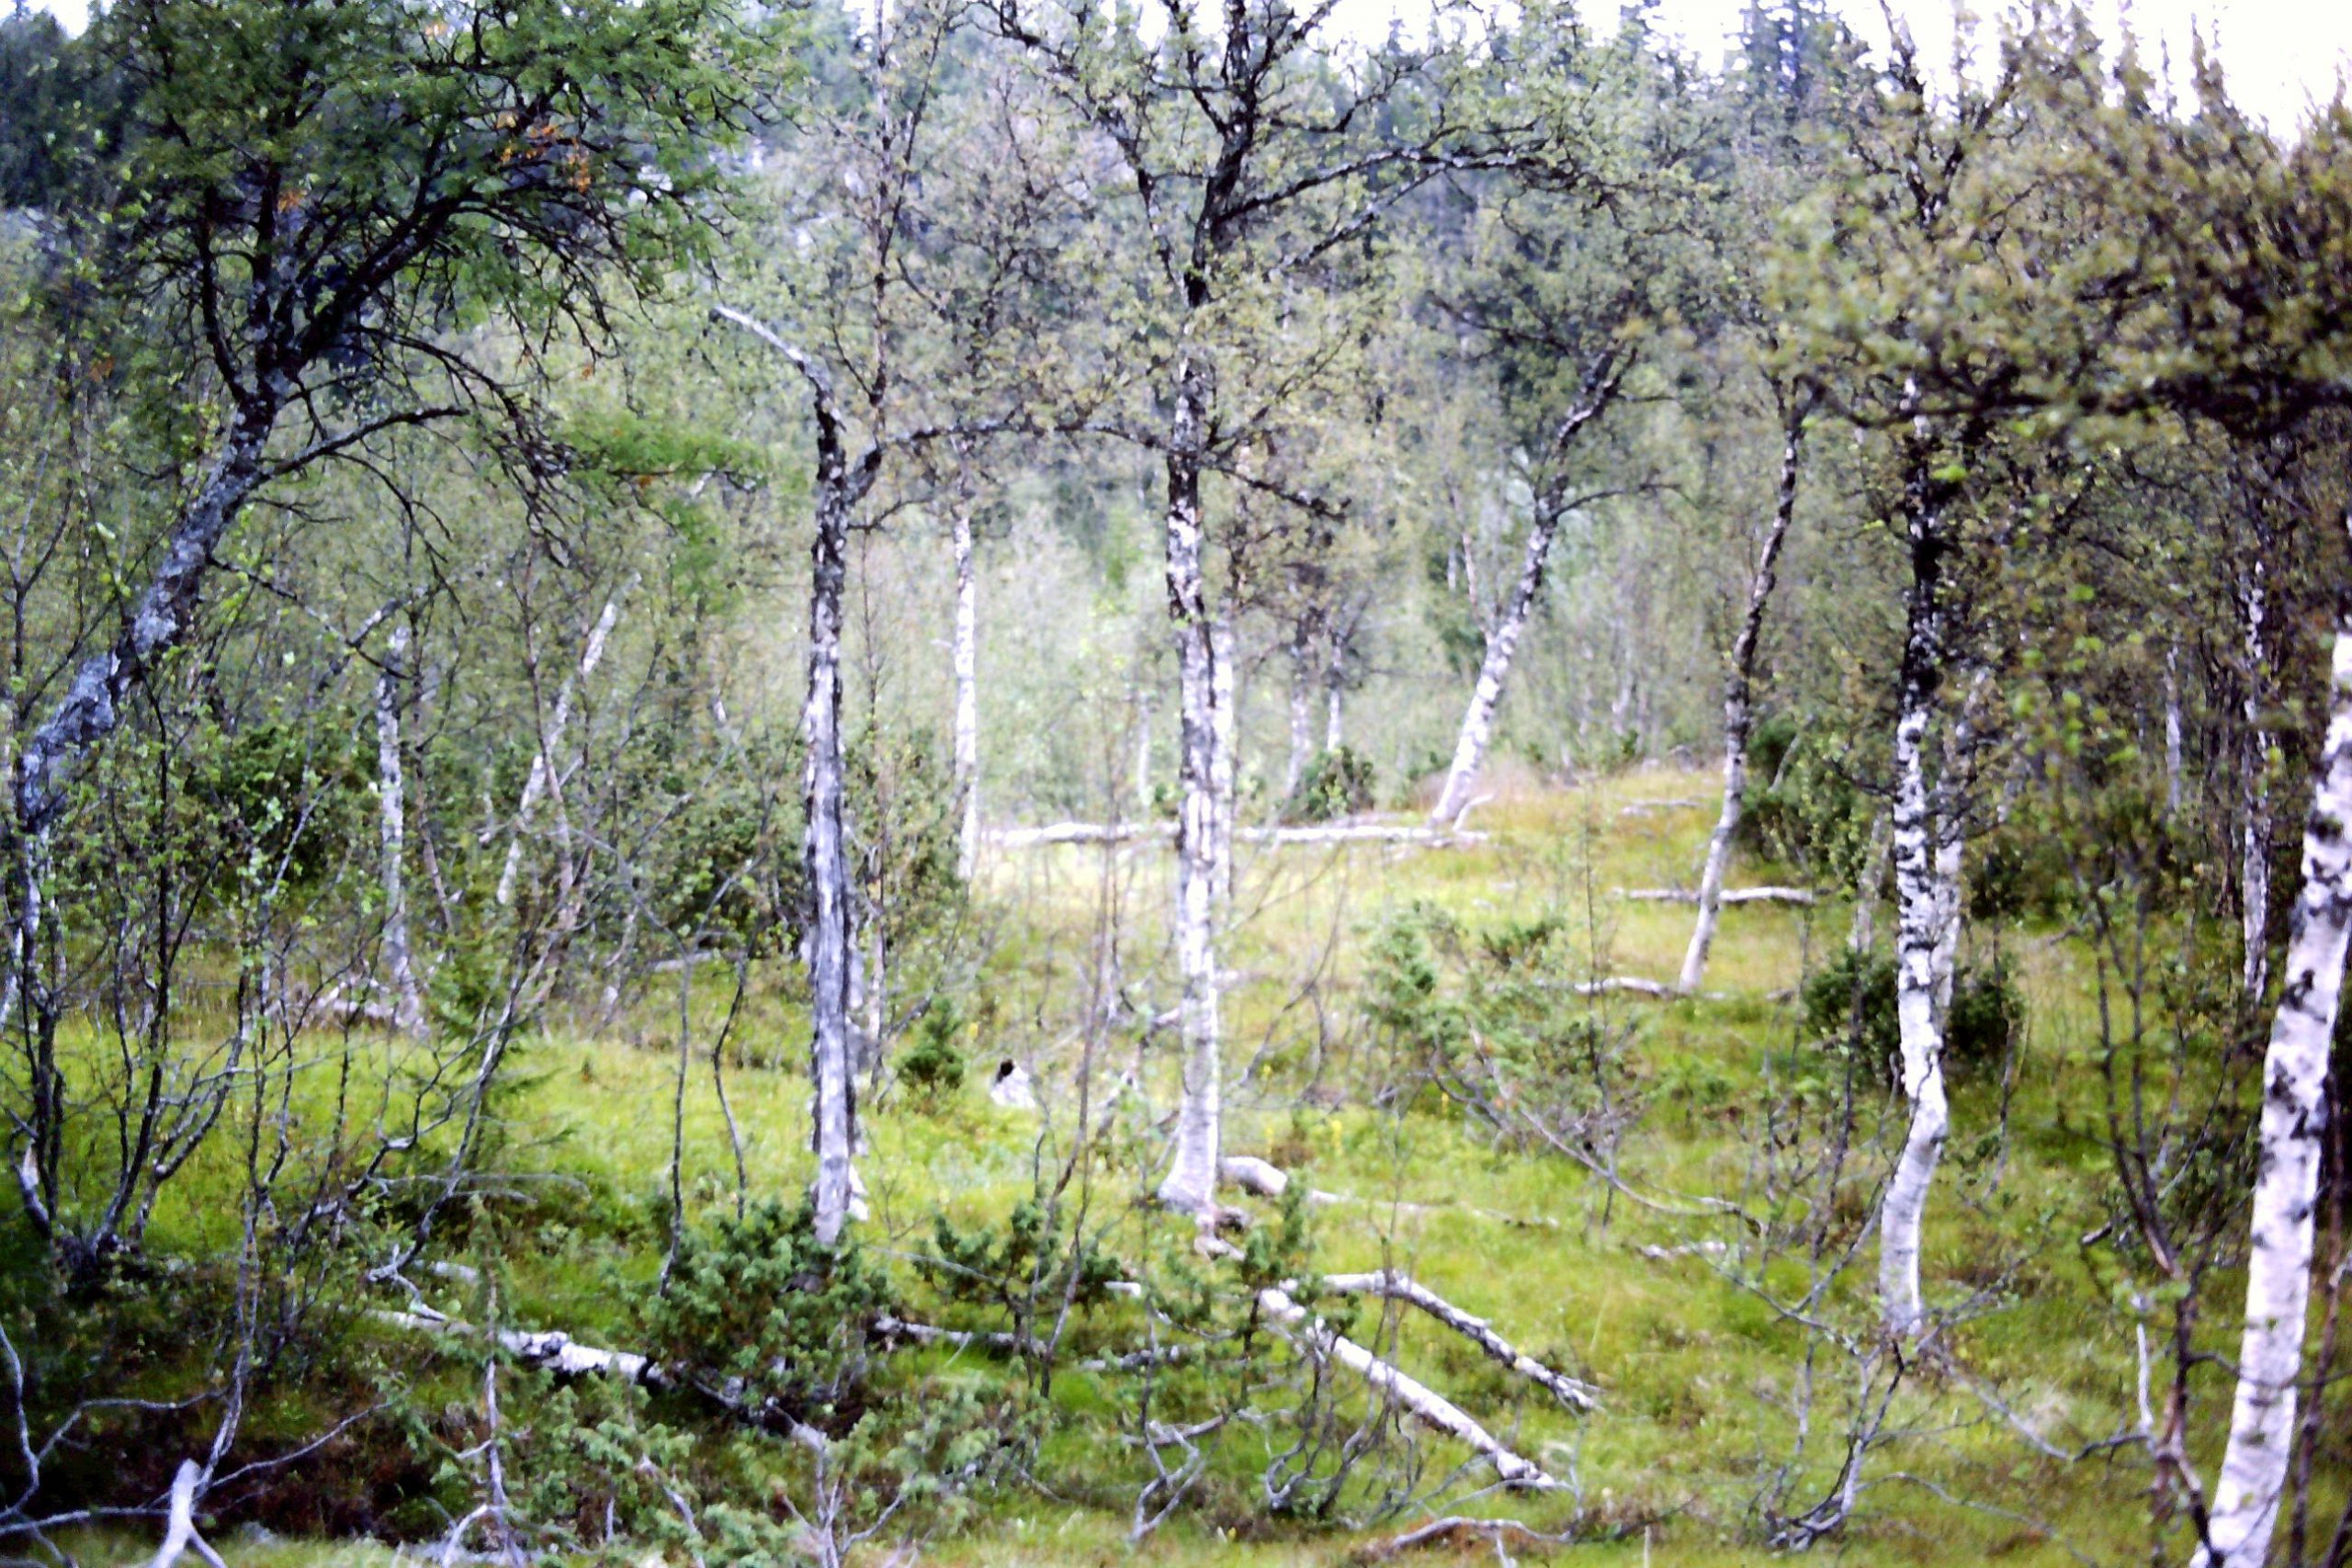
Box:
[898,998,967,1108]
[1800,945,2022,1085]
[639,1200,893,1433]
[1292,745,1374,822]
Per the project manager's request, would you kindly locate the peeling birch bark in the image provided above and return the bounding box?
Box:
[1879,401,1955,1341]
[1158,357,1225,1217]
[711,303,876,1247]
[2196,593,2352,1568]
[1680,399,1806,995]
[374,624,425,1035]
[495,592,626,908]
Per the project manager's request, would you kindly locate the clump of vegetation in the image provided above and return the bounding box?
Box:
[1292,745,1375,821]
[1800,945,2024,1084]
[897,998,968,1107]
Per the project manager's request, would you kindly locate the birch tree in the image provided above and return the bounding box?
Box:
[3,0,747,1251]
[983,0,1530,1215]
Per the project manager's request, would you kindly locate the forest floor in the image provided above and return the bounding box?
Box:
[56,766,2345,1566]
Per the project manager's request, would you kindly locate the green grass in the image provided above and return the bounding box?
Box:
[28,765,2346,1565]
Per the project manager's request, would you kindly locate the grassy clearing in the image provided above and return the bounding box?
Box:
[50,766,2343,1565]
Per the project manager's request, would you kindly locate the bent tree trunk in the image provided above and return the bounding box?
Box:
[2197,592,2352,1568]
[1159,357,1225,1216]
[1880,435,1957,1341]
[375,623,426,1035]
[951,454,980,883]
[10,400,275,1231]
[1429,499,1562,829]
[1679,400,1806,995]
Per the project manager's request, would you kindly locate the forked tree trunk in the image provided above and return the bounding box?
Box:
[2199,587,2352,1568]
[1679,400,1806,995]
[374,624,425,1035]
[1880,426,1956,1340]
[2242,559,2273,1001]
[1430,501,1563,829]
[710,302,876,1244]
[496,592,626,908]
[951,458,980,882]
[1158,358,1225,1216]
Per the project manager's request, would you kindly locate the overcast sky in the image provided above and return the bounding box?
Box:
[26,0,2351,130]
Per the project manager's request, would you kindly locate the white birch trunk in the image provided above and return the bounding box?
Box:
[1851,808,1892,953]
[1879,412,1954,1340]
[1157,359,1225,1215]
[2244,561,2273,1001]
[952,474,979,883]
[2197,596,2352,1568]
[1209,614,1237,908]
[1283,622,1313,802]
[374,624,425,1035]
[1679,407,1804,995]
[804,468,860,1245]
[496,593,625,908]
[1430,504,1563,828]
[2165,641,2186,817]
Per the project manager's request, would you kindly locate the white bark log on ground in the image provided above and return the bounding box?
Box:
[374,623,425,1035]
[986,821,1483,850]
[2196,604,2352,1568]
[1253,1287,1560,1488]
[495,592,625,908]
[1621,886,1818,906]
[1680,398,1806,995]
[1315,1269,1600,1410]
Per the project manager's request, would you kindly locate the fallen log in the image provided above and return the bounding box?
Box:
[1253,1286,1560,1489]
[1570,976,1676,998]
[986,821,1485,851]
[1616,886,1818,906]
[1315,1270,1599,1411]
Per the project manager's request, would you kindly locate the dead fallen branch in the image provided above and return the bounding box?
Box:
[987,821,1484,851]
[1357,1515,1565,1562]
[1616,886,1818,906]
[1252,1287,1561,1489]
[1315,1270,1600,1411]
[148,1459,228,1568]
[1615,797,1704,817]
[1570,976,1676,998]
